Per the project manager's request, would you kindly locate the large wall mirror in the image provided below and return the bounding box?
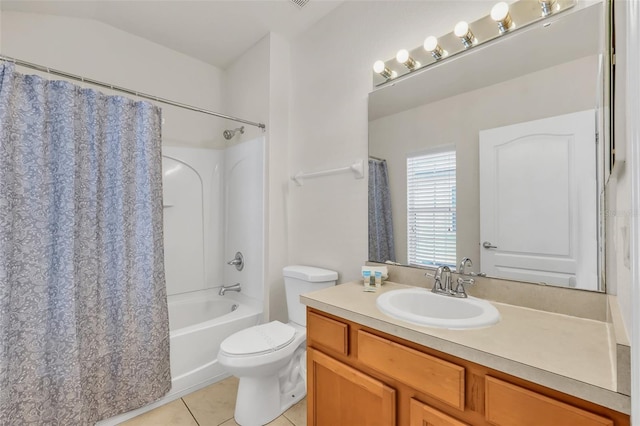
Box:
[368,2,610,292]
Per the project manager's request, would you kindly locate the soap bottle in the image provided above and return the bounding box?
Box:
[374,270,382,288]
[363,270,372,289]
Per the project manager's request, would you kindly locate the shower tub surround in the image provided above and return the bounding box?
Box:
[99,142,265,425]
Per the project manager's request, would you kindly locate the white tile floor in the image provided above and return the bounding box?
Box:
[120,377,306,426]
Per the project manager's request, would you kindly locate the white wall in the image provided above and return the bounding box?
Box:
[223,33,291,322]
[606,0,632,339]
[266,34,292,323]
[623,0,640,420]
[1,11,225,149]
[288,1,493,284]
[222,35,270,146]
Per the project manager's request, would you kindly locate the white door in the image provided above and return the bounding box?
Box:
[479,110,597,290]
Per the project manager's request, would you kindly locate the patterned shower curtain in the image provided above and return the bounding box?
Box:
[368,158,396,263]
[0,63,171,424]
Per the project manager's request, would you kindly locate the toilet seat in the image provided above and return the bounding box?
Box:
[220,321,296,357]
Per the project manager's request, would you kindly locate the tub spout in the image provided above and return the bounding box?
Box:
[219,283,241,296]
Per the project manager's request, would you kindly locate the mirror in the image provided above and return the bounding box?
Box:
[368,2,608,291]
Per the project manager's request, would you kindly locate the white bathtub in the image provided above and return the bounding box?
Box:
[168,289,262,394]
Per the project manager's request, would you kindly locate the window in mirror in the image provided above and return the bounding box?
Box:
[407,148,456,268]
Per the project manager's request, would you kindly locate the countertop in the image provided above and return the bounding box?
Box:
[301,281,631,414]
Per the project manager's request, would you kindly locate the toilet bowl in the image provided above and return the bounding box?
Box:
[218,265,337,426]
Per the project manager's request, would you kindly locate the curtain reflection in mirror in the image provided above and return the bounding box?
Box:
[368,158,396,263]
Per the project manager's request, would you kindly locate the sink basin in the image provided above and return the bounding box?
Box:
[376,288,501,329]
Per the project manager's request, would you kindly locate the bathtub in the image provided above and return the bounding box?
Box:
[168,289,262,394]
[97,288,262,426]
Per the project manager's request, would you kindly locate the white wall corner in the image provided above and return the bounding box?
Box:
[625,0,640,423]
[221,32,293,322]
[267,32,292,323]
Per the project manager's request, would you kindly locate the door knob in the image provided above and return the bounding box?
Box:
[482,241,497,249]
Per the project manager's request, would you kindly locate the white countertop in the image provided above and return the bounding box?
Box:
[301,281,631,414]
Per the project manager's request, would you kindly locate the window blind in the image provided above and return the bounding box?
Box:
[407,149,456,268]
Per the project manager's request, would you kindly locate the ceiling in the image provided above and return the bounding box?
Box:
[1,0,344,68]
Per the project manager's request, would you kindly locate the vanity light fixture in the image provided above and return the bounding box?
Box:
[491,2,514,34]
[454,21,475,48]
[538,0,557,16]
[373,60,397,80]
[423,36,446,60]
[396,49,420,70]
[371,0,576,88]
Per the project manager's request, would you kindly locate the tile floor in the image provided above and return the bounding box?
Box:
[121,377,307,426]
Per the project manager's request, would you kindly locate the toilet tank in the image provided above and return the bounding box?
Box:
[283,265,338,326]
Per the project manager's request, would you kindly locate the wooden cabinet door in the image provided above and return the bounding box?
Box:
[409,398,470,426]
[485,376,614,426]
[307,347,396,426]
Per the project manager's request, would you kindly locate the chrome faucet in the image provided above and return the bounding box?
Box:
[458,257,472,275]
[219,283,241,296]
[428,259,479,298]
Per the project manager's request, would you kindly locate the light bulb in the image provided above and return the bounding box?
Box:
[423,36,438,52]
[454,21,475,48]
[454,21,469,38]
[396,49,410,64]
[491,2,513,33]
[373,60,386,74]
[395,49,419,70]
[423,36,445,60]
[372,60,396,79]
[491,2,509,21]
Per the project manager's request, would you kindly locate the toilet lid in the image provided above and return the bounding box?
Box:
[220,321,296,356]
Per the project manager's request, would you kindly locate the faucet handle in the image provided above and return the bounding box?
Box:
[426,270,445,292]
[454,280,468,297]
[227,252,244,271]
[453,276,475,298]
[458,276,475,286]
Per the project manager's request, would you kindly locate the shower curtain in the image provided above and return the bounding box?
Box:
[368,158,396,263]
[0,63,171,424]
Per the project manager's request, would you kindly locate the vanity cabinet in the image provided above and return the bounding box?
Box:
[306,308,630,426]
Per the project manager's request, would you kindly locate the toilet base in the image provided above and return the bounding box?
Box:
[234,346,306,426]
[234,373,306,426]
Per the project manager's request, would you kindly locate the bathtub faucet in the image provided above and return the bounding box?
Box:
[219,283,241,296]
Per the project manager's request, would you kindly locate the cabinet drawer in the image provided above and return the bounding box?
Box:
[307,311,348,355]
[357,330,465,410]
[485,376,614,426]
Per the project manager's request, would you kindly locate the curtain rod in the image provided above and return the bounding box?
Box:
[0,54,266,130]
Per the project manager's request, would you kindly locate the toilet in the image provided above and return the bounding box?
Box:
[218,265,338,426]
